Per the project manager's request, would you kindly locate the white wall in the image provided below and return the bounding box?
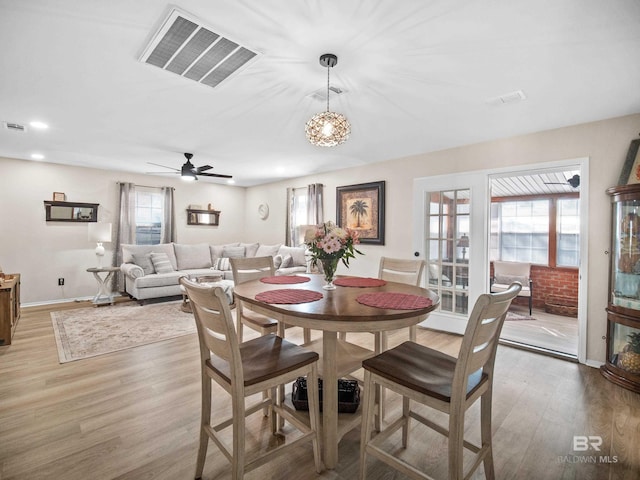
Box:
[2,113,639,364]
[244,113,640,365]
[0,159,246,304]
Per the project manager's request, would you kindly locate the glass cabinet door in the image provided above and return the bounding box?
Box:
[611,196,640,311]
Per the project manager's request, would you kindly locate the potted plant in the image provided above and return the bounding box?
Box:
[618,331,640,374]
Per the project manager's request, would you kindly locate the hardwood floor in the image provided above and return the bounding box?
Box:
[501,305,579,357]
[1,302,638,479]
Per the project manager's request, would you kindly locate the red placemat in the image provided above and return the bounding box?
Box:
[356,292,433,310]
[260,275,311,284]
[334,277,387,288]
[255,289,323,304]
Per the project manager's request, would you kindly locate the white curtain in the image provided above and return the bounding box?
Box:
[113,182,136,291]
[160,186,176,243]
[307,183,324,225]
[286,184,324,246]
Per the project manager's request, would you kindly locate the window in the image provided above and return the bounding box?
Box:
[490,196,579,267]
[557,198,580,267]
[135,187,163,245]
[491,200,549,264]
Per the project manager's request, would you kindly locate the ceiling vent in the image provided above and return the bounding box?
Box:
[3,121,26,133]
[486,90,527,106]
[308,85,346,102]
[139,8,258,89]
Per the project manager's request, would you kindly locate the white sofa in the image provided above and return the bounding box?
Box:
[120,242,307,302]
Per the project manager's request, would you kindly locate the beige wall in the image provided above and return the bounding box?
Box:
[0,159,247,304]
[2,113,639,364]
[244,113,640,364]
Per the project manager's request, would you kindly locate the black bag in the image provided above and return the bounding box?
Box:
[291,376,360,413]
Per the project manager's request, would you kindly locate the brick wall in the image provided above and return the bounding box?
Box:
[490,263,579,310]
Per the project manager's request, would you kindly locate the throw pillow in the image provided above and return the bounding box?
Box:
[280,254,294,268]
[255,243,281,257]
[495,274,528,286]
[174,243,212,270]
[240,242,260,257]
[132,253,155,276]
[222,245,246,258]
[150,252,175,274]
[213,257,231,271]
[277,245,306,266]
[273,254,283,269]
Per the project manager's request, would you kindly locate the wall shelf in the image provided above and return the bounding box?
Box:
[43,201,99,222]
[187,208,220,226]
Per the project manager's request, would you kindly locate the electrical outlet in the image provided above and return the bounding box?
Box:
[58,278,64,286]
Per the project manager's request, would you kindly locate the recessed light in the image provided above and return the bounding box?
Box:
[227,179,235,185]
[31,153,45,160]
[29,121,49,129]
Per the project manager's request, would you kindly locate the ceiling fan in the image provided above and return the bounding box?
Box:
[544,174,580,188]
[147,153,232,181]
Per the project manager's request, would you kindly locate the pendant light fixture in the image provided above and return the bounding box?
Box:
[305,53,351,147]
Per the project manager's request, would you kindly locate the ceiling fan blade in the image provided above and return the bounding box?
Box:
[147,162,179,172]
[198,172,233,179]
[146,171,179,175]
[195,165,213,173]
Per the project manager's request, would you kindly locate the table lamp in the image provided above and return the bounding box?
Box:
[457,233,469,260]
[88,222,112,267]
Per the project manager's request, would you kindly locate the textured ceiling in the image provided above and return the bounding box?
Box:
[1,0,639,187]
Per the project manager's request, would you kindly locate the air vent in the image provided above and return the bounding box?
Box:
[308,85,346,102]
[3,121,26,133]
[139,8,258,89]
[486,90,527,106]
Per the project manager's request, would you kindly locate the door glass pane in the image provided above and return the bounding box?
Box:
[426,188,470,315]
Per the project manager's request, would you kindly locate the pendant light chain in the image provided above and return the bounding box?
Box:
[326,63,330,112]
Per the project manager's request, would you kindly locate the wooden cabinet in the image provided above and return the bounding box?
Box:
[0,274,21,346]
[601,185,640,393]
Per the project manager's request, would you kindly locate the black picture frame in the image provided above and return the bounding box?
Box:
[336,181,385,245]
[617,137,640,185]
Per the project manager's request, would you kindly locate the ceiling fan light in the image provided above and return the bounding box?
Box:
[306,111,351,147]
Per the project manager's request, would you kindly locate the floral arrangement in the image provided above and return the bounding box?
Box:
[306,221,363,283]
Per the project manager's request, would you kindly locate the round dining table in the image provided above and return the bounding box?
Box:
[233,274,439,469]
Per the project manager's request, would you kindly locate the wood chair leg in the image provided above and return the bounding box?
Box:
[195,374,211,480]
[359,370,376,480]
[481,392,496,480]
[232,393,246,480]
[307,363,323,474]
[448,407,465,480]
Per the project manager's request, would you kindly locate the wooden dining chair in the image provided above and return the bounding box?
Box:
[180,277,322,480]
[230,256,279,339]
[340,257,426,347]
[377,256,426,348]
[231,256,311,343]
[359,282,521,480]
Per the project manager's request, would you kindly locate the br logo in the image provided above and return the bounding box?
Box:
[573,436,602,452]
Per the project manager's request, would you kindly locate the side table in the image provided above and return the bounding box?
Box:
[87,266,120,306]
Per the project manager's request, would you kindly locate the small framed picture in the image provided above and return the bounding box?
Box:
[617,137,640,185]
[53,192,66,202]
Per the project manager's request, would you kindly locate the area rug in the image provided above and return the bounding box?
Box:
[505,311,536,321]
[51,301,196,363]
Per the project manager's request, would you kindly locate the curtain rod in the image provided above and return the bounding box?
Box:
[117,181,175,190]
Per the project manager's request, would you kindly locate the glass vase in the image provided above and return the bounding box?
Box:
[321,258,339,290]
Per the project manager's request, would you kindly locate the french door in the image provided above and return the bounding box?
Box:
[413,172,489,334]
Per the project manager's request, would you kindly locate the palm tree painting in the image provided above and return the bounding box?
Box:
[337,181,385,245]
[347,198,372,229]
